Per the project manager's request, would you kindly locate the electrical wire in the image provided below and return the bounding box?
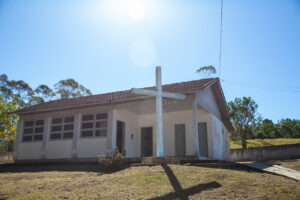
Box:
[218,0,224,78]
[222,79,300,93]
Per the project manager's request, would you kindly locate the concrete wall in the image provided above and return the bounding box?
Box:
[115,109,139,158]
[210,114,230,160]
[230,144,300,162]
[15,105,113,160]
[196,88,230,161]
[77,138,106,158]
[0,152,13,163]
[138,108,212,157]
[47,140,73,159]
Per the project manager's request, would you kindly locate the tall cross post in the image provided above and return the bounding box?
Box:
[132,66,186,157]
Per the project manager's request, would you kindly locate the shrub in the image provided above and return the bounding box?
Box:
[98,148,127,170]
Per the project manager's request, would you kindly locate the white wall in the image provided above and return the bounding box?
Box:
[115,109,139,158]
[16,105,113,160]
[77,138,106,158]
[18,143,42,160]
[196,88,230,160]
[206,107,231,161]
[138,108,211,157]
[196,87,221,119]
[47,140,73,159]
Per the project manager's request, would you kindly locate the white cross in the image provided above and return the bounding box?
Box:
[132,66,186,157]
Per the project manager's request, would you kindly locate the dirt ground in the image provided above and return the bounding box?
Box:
[0,162,299,200]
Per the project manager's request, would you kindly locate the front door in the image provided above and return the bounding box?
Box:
[141,127,153,157]
[198,122,208,157]
[116,121,125,153]
[175,124,186,157]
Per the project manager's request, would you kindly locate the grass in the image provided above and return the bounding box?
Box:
[0,163,299,199]
[230,138,300,149]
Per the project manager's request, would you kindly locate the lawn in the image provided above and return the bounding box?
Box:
[230,138,300,149]
[0,163,299,199]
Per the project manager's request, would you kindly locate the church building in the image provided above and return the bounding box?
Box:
[12,71,232,161]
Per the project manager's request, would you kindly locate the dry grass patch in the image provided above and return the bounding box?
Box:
[230,138,300,149]
[0,164,299,199]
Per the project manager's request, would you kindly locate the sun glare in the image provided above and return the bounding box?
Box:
[127,0,145,20]
[100,0,146,21]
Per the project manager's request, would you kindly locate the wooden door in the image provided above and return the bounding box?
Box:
[198,122,208,157]
[141,127,153,157]
[175,124,186,157]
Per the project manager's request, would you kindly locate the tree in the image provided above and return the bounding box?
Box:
[0,95,20,152]
[279,118,300,138]
[228,97,259,148]
[29,84,56,105]
[0,74,33,106]
[54,78,92,99]
[196,65,217,78]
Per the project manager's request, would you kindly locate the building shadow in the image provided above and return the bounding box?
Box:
[148,164,221,200]
[0,163,129,174]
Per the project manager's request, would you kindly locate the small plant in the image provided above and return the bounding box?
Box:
[98,148,127,170]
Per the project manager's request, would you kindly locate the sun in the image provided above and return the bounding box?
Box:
[127,0,145,20]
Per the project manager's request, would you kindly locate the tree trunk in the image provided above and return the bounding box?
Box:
[241,131,247,149]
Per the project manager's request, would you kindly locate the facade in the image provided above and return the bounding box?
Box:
[13,78,232,161]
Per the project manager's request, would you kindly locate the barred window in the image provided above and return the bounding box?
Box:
[50,116,74,140]
[81,113,107,138]
[23,120,44,142]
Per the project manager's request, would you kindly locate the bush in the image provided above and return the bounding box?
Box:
[98,148,127,170]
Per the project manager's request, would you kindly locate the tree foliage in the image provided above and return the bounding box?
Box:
[0,95,20,152]
[228,97,259,148]
[0,74,93,151]
[196,65,217,78]
[54,78,92,99]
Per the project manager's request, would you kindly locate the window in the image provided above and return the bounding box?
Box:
[50,116,74,140]
[81,113,107,137]
[22,120,44,142]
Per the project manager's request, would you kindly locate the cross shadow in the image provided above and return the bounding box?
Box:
[148,164,221,200]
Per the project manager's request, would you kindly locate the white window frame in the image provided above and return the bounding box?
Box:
[80,113,107,138]
[22,119,44,142]
[50,116,74,140]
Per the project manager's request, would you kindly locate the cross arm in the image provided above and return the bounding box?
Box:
[131,88,186,100]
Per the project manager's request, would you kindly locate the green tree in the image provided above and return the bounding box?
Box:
[0,74,33,106]
[255,119,279,139]
[279,118,300,138]
[196,65,217,78]
[54,78,92,99]
[0,95,20,152]
[228,97,259,148]
[29,84,56,105]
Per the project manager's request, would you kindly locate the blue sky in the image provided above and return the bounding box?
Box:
[0,0,299,122]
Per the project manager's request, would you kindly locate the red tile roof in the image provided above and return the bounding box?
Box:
[13,78,233,131]
[14,78,216,115]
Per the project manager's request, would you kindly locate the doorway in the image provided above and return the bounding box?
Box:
[198,122,208,157]
[140,127,153,157]
[116,121,125,153]
[175,124,186,157]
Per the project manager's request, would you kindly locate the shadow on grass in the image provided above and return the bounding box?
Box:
[0,163,130,174]
[148,164,221,200]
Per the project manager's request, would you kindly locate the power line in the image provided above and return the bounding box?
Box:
[218,0,224,78]
[222,79,300,93]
